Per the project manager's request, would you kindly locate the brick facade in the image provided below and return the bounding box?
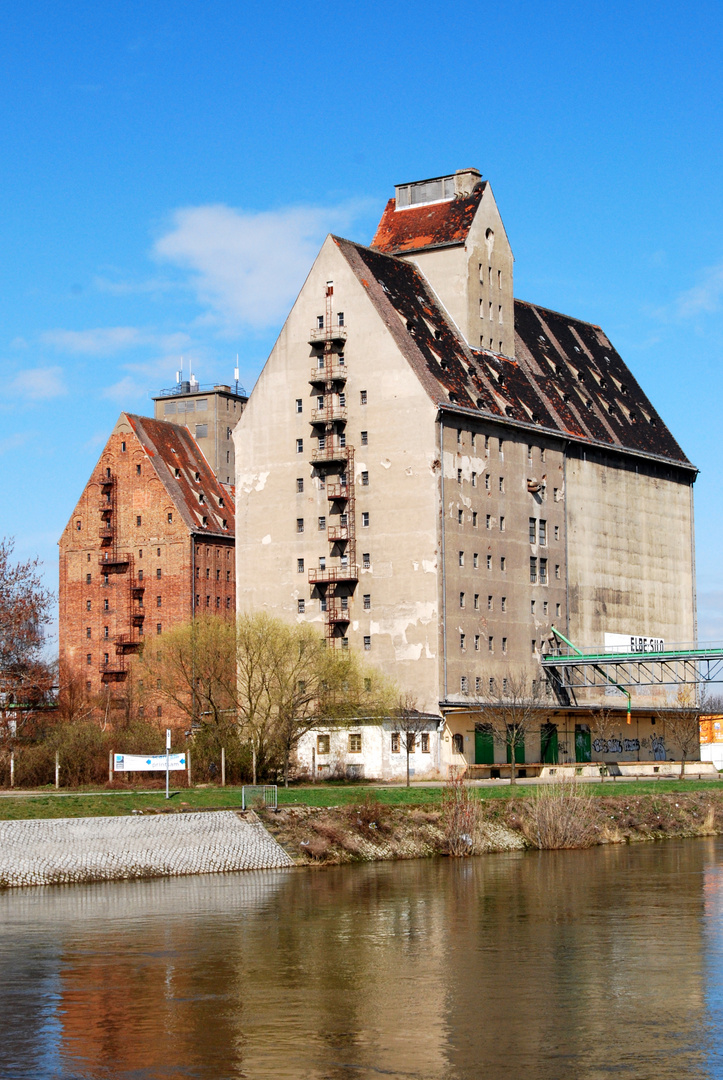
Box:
[59,413,235,723]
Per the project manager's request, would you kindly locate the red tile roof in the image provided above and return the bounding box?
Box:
[371,186,485,254]
[125,414,235,537]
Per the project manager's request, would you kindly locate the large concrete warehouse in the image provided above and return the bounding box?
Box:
[233,168,698,778]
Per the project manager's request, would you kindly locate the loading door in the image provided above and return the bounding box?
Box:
[540,723,558,764]
[475,724,495,765]
[575,725,591,763]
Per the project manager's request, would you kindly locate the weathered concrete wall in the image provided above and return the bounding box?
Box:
[566,449,695,706]
[0,811,293,889]
[235,236,443,715]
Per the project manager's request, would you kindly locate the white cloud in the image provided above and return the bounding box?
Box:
[10,366,67,400]
[102,376,149,404]
[672,262,723,320]
[41,326,142,354]
[93,276,174,297]
[153,200,370,331]
[41,327,190,356]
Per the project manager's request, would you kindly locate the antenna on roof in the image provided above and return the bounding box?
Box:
[235,355,240,396]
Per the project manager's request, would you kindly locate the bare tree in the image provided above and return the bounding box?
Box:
[476,671,544,785]
[659,686,701,779]
[0,538,55,714]
[395,693,431,787]
[590,706,620,780]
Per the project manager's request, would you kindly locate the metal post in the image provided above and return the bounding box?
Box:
[109,751,114,783]
[221,746,226,787]
[165,728,171,800]
[187,749,191,788]
[10,751,14,788]
[55,752,60,790]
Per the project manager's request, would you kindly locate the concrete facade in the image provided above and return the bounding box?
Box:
[233,169,698,777]
[153,382,246,487]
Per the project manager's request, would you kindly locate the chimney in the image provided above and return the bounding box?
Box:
[454,168,482,197]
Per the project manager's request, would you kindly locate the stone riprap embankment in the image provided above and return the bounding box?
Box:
[0,810,294,888]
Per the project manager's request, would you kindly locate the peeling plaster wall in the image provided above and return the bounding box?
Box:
[235,236,443,714]
[297,722,442,781]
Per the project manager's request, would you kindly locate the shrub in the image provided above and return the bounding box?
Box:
[521,782,598,850]
[442,773,481,856]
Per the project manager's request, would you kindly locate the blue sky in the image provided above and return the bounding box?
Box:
[2,0,722,646]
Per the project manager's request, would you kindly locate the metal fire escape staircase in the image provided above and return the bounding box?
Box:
[307,283,357,645]
[96,470,144,683]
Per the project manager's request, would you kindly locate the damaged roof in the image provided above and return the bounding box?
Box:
[371,185,485,254]
[334,237,693,470]
[126,414,235,537]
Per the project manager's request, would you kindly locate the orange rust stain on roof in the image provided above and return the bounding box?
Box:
[371,189,484,255]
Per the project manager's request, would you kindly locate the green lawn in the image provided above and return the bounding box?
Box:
[0,777,721,819]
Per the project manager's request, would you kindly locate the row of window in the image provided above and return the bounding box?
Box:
[298,595,372,614]
[296,513,370,532]
[459,631,557,653]
[296,432,369,453]
[297,554,372,572]
[458,675,552,696]
[457,550,561,579]
[479,265,503,290]
[316,313,345,329]
[316,732,431,754]
[297,390,366,413]
[296,473,368,492]
[195,596,233,610]
[480,301,504,323]
[195,567,232,580]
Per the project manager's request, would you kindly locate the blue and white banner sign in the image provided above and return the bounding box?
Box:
[114,753,187,772]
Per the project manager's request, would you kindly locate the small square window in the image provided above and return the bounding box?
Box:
[474,634,480,651]
[364,635,371,651]
[499,477,504,492]
[459,551,464,566]
[539,520,547,545]
[486,555,492,570]
[457,428,462,445]
[298,599,305,613]
[487,595,493,611]
[530,557,537,583]
[361,431,368,446]
[556,603,561,617]
[296,478,304,493]
[555,564,561,579]
[362,512,369,527]
[531,599,536,614]
[86,627,91,638]
[297,518,304,533]
[156,568,162,579]
[554,525,560,541]
[361,471,369,486]
[296,438,304,453]
[459,592,465,608]
[317,734,330,754]
[457,468,462,484]
[500,557,506,571]
[360,390,367,404]
[296,398,303,413]
[474,594,479,610]
[500,516,505,532]
[157,623,162,635]
[486,514,491,529]
[362,553,370,569]
[460,632,466,650]
[543,601,549,615]
[349,733,362,752]
[471,471,477,487]
[363,594,371,610]
[461,676,468,694]
[540,558,548,585]
[502,637,507,654]
[297,558,304,572]
[421,733,430,753]
[472,511,478,527]
[473,553,479,568]
[156,595,162,607]
[501,596,506,612]
[457,509,463,524]
[136,515,142,527]
[391,733,400,753]
[318,516,326,530]
[488,636,494,653]
[86,654,91,665]
[86,599,91,611]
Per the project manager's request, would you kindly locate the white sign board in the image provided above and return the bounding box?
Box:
[114,753,186,772]
[604,633,665,655]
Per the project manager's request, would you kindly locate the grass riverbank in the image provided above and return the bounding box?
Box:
[0,777,722,819]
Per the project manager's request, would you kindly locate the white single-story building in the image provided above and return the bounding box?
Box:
[296,718,444,782]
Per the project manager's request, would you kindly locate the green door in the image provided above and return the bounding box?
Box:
[506,729,525,765]
[575,725,591,763]
[540,723,558,764]
[475,724,494,764]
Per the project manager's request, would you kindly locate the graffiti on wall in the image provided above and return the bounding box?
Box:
[592,738,641,755]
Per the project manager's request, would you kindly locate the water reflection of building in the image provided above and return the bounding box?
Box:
[0,847,716,1079]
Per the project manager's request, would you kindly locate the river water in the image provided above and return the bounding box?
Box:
[2,838,723,1080]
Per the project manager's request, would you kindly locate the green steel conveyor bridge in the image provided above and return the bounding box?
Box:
[541,627,723,720]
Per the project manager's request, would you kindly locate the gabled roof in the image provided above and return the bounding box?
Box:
[333,237,693,470]
[125,414,235,537]
[371,185,486,255]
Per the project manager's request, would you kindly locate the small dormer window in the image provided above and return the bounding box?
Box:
[195,472,200,482]
[202,516,208,526]
[198,493,205,504]
[174,468,180,478]
[218,496,224,507]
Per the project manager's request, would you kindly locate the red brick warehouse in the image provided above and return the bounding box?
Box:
[59,409,238,722]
